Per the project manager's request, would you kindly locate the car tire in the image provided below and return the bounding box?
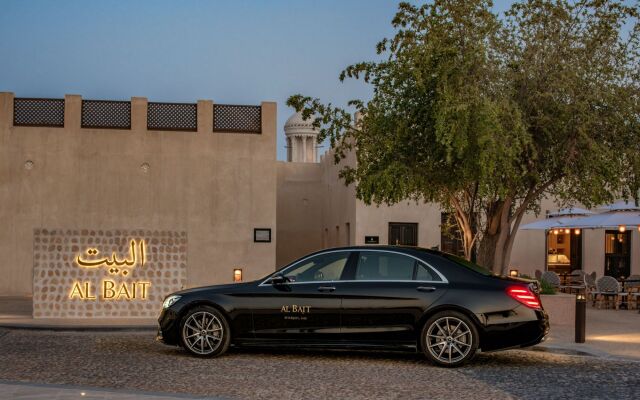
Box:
[420,310,479,367]
[179,305,231,357]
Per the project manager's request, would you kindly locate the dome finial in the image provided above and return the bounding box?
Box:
[284,111,319,163]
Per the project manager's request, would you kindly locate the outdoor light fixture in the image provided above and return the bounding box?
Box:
[576,293,586,301]
[509,269,519,277]
[553,229,559,235]
[574,229,581,235]
[564,228,570,234]
[233,268,243,282]
[618,225,626,233]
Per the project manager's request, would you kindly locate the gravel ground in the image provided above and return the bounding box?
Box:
[0,330,638,400]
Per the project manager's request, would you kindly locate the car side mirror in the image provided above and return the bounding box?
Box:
[269,274,287,285]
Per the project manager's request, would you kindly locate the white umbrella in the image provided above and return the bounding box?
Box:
[520,216,586,230]
[562,210,640,229]
[520,207,593,230]
[597,200,640,212]
[547,207,593,217]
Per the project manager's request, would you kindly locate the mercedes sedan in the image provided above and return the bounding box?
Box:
[157,246,549,367]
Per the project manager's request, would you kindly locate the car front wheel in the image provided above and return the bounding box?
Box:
[421,310,479,367]
[180,305,230,357]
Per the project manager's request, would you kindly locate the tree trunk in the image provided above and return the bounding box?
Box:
[476,198,513,274]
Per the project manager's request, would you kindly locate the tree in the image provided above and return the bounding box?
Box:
[288,0,640,274]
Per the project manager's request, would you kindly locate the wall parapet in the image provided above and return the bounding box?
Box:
[7,94,262,134]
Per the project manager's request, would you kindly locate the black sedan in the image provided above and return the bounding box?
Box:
[157,246,549,367]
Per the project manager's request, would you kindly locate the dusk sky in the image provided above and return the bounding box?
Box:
[0,1,516,159]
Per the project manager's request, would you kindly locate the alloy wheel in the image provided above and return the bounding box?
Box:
[425,316,473,365]
[181,311,224,355]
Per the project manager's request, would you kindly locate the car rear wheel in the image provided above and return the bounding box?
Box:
[421,310,479,367]
[180,306,230,357]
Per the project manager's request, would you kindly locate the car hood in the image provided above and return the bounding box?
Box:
[172,281,257,296]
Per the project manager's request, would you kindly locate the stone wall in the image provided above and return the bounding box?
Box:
[33,228,187,318]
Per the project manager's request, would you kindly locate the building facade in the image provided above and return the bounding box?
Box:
[0,95,638,318]
[0,93,277,317]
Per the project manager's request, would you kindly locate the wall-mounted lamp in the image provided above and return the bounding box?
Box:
[574,229,581,235]
[564,229,570,234]
[509,269,519,278]
[233,268,243,282]
[552,229,559,235]
[618,225,626,233]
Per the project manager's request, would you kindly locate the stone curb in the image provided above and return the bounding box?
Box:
[0,322,156,332]
[0,379,225,399]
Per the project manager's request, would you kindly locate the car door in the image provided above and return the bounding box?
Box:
[340,250,447,344]
[251,250,354,343]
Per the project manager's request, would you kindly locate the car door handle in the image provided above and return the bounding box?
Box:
[417,286,436,293]
[317,286,336,293]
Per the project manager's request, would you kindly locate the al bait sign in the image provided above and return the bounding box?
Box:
[70,239,151,300]
[33,229,187,318]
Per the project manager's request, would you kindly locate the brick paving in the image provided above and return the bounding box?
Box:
[0,330,638,399]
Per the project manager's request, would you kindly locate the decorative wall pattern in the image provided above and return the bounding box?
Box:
[81,100,132,129]
[147,102,197,131]
[213,104,262,133]
[33,229,187,318]
[13,98,65,127]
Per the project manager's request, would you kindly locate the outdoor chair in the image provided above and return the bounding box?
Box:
[626,274,640,310]
[594,276,623,310]
[566,270,586,294]
[584,272,597,303]
[541,271,562,291]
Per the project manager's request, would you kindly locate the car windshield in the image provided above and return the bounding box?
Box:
[441,253,495,276]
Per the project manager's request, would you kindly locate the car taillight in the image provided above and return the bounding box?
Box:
[506,286,541,309]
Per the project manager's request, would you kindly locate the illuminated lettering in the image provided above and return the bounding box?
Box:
[103,280,116,299]
[69,282,96,299]
[68,239,152,302]
[76,240,146,272]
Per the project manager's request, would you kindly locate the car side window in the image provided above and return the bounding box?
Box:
[355,251,415,281]
[416,262,442,282]
[283,252,350,283]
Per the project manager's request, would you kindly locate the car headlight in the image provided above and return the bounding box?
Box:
[162,295,181,309]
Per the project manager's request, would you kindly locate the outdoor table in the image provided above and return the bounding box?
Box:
[617,278,640,311]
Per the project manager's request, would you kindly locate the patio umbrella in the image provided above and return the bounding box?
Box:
[520,207,593,230]
[597,200,640,212]
[520,216,586,230]
[562,210,640,229]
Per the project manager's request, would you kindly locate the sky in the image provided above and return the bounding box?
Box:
[0,0,519,160]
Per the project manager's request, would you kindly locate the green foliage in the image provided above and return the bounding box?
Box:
[539,279,557,295]
[288,0,640,272]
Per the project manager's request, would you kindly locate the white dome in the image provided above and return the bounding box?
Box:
[284,112,318,136]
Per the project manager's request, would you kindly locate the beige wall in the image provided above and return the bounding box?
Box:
[275,162,324,267]
[0,92,277,296]
[354,200,441,247]
[276,146,443,267]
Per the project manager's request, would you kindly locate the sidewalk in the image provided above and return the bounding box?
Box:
[0,380,220,400]
[536,307,640,361]
[0,297,156,331]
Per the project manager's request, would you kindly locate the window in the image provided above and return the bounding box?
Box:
[388,223,418,246]
[283,252,350,283]
[355,251,415,281]
[416,262,441,281]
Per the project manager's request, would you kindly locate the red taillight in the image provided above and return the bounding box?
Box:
[506,286,541,309]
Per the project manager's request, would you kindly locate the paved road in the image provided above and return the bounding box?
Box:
[0,330,638,400]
